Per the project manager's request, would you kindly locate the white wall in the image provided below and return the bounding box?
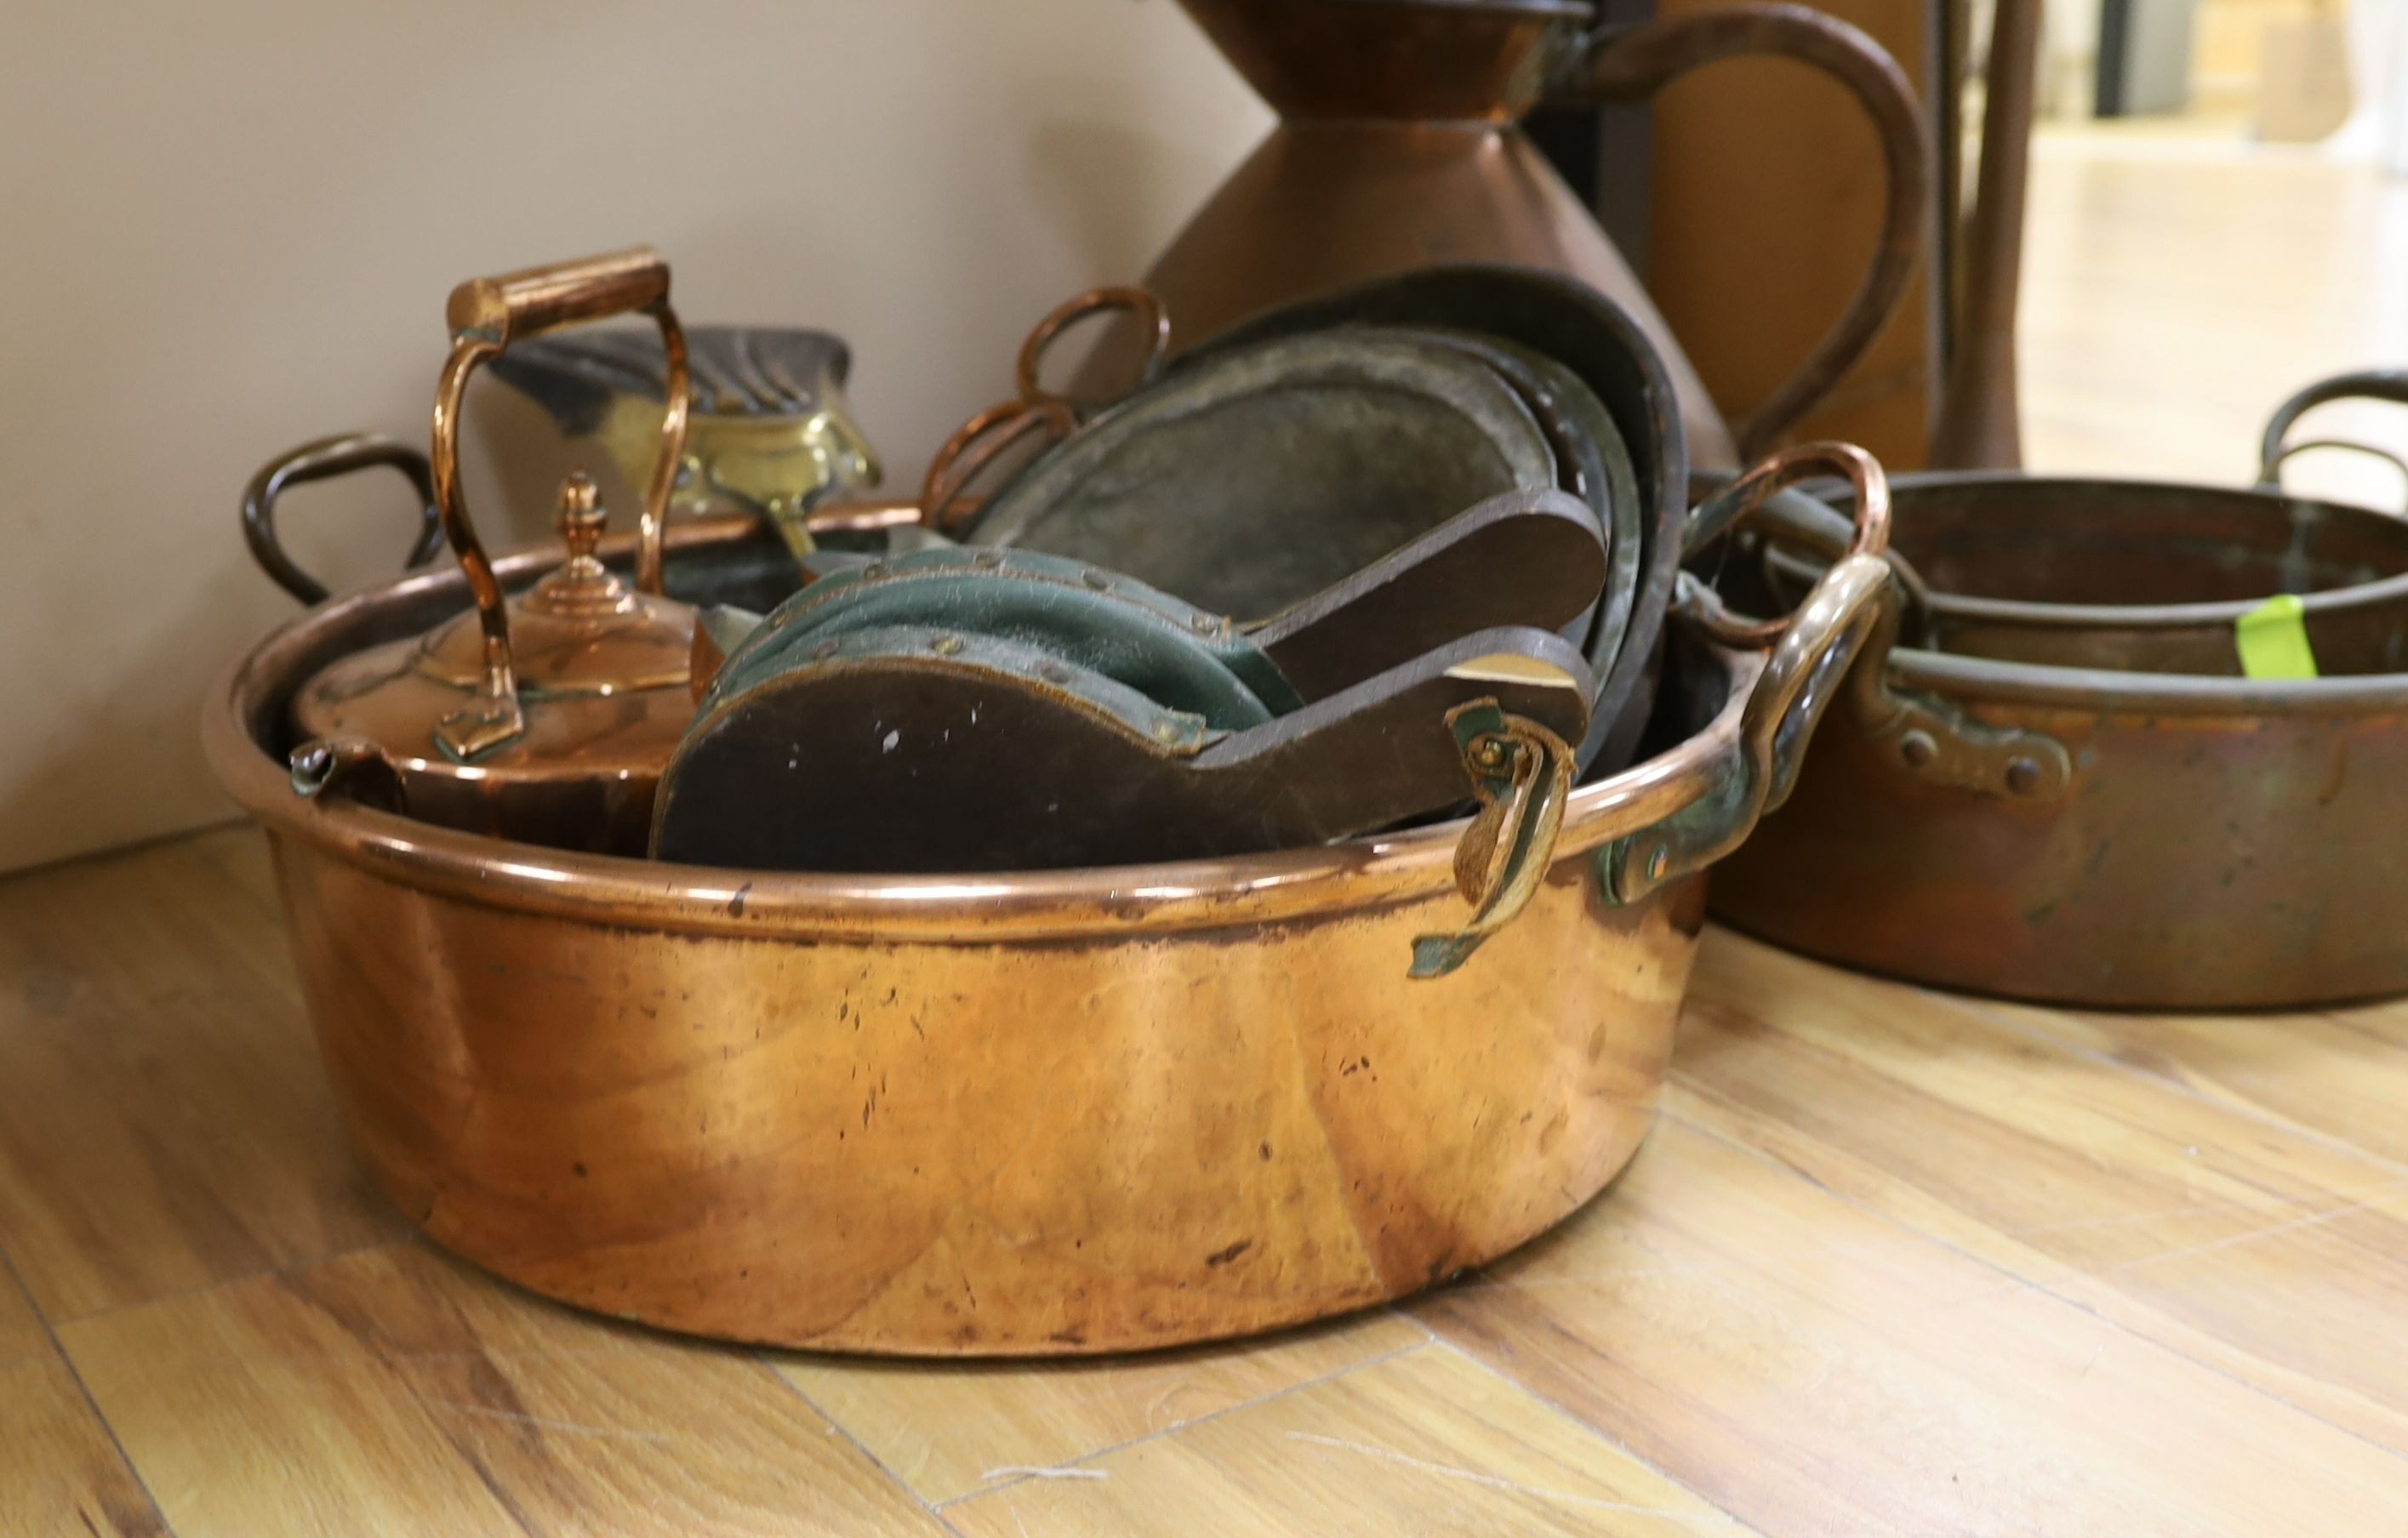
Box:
[0,0,1270,873]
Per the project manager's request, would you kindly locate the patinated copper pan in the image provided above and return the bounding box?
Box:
[206,464,1889,1354]
[1713,372,2408,1009]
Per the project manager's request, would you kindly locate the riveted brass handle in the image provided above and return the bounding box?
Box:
[2256,369,2408,514]
[242,433,442,605]
[1557,4,1930,461]
[430,247,693,761]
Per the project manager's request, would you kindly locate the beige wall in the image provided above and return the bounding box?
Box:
[0,0,1268,874]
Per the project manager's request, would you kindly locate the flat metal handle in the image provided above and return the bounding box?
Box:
[430,248,693,760]
[241,433,441,605]
[2256,369,2408,512]
[1559,3,1931,461]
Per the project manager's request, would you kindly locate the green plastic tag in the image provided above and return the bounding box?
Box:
[2235,594,2320,681]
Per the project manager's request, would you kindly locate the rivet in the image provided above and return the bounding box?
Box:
[1150,720,1182,743]
[812,640,839,661]
[2005,756,2043,795]
[1039,661,1073,685]
[1081,569,1112,590]
[1471,739,1509,771]
[862,562,887,579]
[1899,729,1937,767]
[972,550,1002,569]
[931,635,963,657]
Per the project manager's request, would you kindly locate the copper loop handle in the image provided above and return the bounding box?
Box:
[1681,441,1891,647]
[1563,4,1930,460]
[1014,285,1170,410]
[2256,370,2408,514]
[429,247,692,760]
[921,398,1076,533]
[2260,440,2408,514]
[916,288,1171,533]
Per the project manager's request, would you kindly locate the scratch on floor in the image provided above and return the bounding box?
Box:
[430,1401,677,1444]
[980,1464,1110,1484]
[1287,1432,1742,1527]
[2091,1182,2408,1276]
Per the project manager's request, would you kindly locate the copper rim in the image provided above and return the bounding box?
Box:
[207,520,1752,943]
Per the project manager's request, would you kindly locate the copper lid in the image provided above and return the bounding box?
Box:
[294,472,698,776]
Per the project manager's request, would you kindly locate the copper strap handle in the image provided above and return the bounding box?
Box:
[2255,369,2408,514]
[430,247,692,760]
[1679,445,1894,816]
[1604,442,1897,905]
[1561,3,1931,461]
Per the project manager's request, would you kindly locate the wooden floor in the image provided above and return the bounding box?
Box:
[11,136,2408,1536]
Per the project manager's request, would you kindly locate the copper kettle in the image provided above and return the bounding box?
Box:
[1100,0,1929,471]
[285,248,703,854]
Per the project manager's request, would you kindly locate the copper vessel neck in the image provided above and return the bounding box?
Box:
[1176,0,1591,122]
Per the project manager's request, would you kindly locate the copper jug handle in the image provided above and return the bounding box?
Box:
[242,433,442,605]
[2256,369,2408,512]
[1557,3,1930,462]
[431,248,693,760]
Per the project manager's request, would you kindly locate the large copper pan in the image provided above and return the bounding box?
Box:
[1713,371,2408,1009]
[205,465,1888,1355]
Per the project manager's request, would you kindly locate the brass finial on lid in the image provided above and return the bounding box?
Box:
[557,470,604,549]
[526,470,633,618]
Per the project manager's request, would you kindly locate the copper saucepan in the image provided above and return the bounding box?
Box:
[1713,370,2408,1008]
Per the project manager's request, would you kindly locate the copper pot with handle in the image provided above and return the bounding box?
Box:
[207,437,1895,1354]
[1710,370,2408,1008]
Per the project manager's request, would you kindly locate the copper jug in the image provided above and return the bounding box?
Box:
[1111,0,1929,470]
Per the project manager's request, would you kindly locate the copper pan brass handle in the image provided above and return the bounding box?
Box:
[1558,3,1931,461]
[242,433,442,605]
[430,247,693,760]
[2256,368,2408,513]
[1603,443,1896,903]
[1410,702,1579,980]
